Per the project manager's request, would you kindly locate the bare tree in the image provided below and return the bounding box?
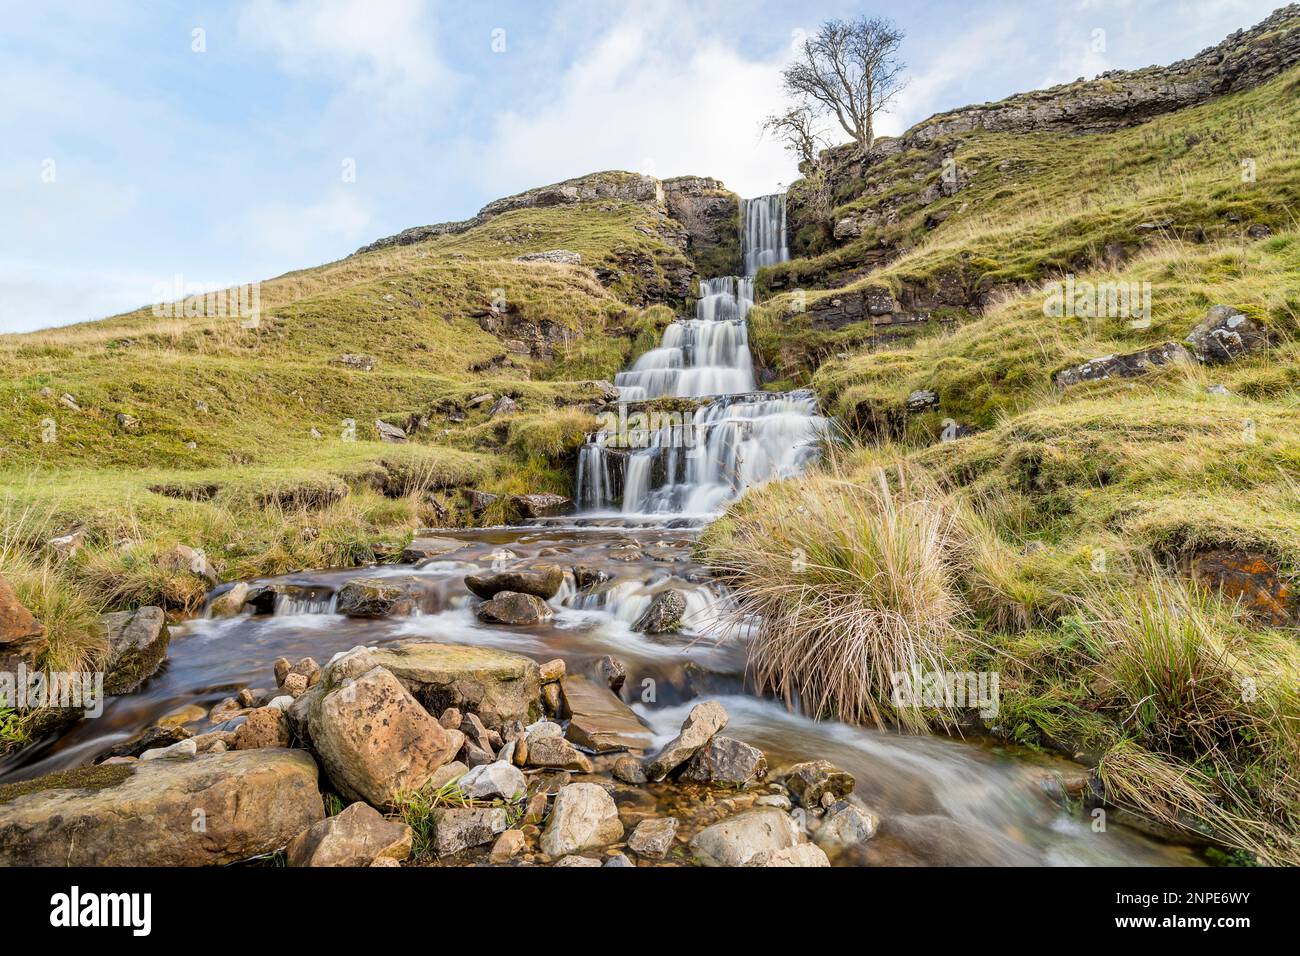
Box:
[761,105,830,168]
[782,16,906,150]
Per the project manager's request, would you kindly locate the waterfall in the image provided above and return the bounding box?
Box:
[576,192,826,518]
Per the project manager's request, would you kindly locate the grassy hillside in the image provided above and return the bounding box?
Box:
[706,61,1300,861]
[0,177,693,715]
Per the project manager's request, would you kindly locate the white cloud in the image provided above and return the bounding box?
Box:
[237,0,458,113]
[471,9,797,198]
[0,258,161,333]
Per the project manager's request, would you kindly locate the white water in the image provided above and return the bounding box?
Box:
[580,193,827,517]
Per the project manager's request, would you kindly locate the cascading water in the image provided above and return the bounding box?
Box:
[579,193,827,517]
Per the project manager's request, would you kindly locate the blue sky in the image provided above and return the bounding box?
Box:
[0,0,1284,332]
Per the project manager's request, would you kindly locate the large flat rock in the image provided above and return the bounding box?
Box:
[0,749,324,866]
[371,642,540,730]
[561,675,652,753]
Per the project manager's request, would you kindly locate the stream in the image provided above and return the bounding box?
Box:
[0,194,1205,866]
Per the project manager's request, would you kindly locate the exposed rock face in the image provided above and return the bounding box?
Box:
[632,588,686,633]
[335,575,428,618]
[1054,342,1193,389]
[0,750,324,866]
[309,666,464,807]
[782,760,856,809]
[645,699,728,781]
[476,591,554,625]
[677,735,768,787]
[663,176,742,277]
[0,573,47,675]
[102,607,170,694]
[1184,305,1272,363]
[515,249,582,265]
[286,801,413,867]
[465,565,564,600]
[370,642,541,730]
[540,783,624,857]
[689,808,806,867]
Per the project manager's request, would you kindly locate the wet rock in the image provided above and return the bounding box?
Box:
[677,735,768,787]
[596,655,626,692]
[335,575,426,618]
[541,783,623,857]
[747,843,831,867]
[273,657,292,684]
[208,582,249,618]
[94,725,193,763]
[287,801,412,867]
[561,675,653,753]
[0,750,324,866]
[432,806,508,857]
[233,706,291,750]
[572,565,611,591]
[628,817,677,859]
[156,543,218,586]
[1184,305,1271,364]
[1054,342,1192,389]
[689,809,806,867]
[401,535,464,563]
[815,794,880,848]
[465,565,565,600]
[371,642,541,730]
[644,699,728,781]
[102,607,171,695]
[782,760,856,809]
[542,681,562,716]
[476,591,554,625]
[458,760,527,801]
[309,666,464,808]
[156,703,206,728]
[539,658,566,683]
[632,589,686,633]
[0,573,47,674]
[612,755,647,785]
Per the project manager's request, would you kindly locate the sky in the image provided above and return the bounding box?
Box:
[0,0,1286,332]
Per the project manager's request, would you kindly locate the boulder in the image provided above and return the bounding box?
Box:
[561,675,653,753]
[490,828,527,862]
[208,582,249,618]
[0,749,323,866]
[488,396,519,419]
[476,591,553,625]
[375,419,408,443]
[156,543,218,586]
[782,760,856,809]
[0,573,47,674]
[1184,305,1271,364]
[612,755,647,784]
[370,642,541,730]
[401,535,464,563]
[689,809,805,867]
[906,389,939,412]
[309,666,464,807]
[464,565,565,600]
[457,760,527,801]
[644,699,728,781]
[596,655,627,692]
[101,607,171,694]
[632,589,686,633]
[335,575,427,618]
[525,728,594,773]
[677,735,767,787]
[233,706,291,750]
[540,783,623,857]
[286,801,413,867]
[572,565,611,591]
[539,658,566,682]
[1054,342,1192,389]
[815,794,880,848]
[508,494,572,520]
[628,817,678,859]
[432,806,508,856]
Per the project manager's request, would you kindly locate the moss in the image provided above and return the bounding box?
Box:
[0,763,135,805]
